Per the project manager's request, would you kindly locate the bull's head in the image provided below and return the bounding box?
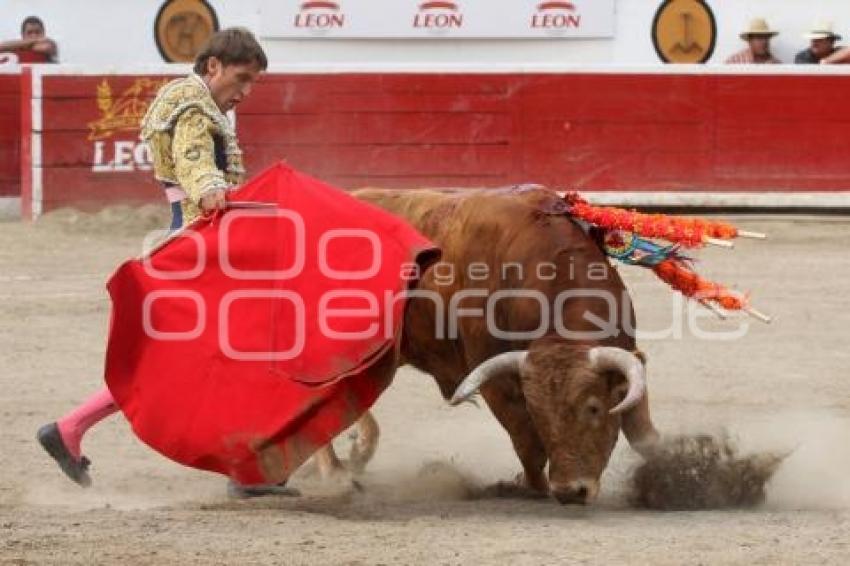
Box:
[450,343,648,505]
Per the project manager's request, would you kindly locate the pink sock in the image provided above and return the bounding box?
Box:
[56,387,119,460]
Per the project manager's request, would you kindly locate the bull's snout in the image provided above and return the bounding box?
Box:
[550,479,600,505]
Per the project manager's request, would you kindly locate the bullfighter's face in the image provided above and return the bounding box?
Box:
[204,57,262,112]
[519,341,629,504]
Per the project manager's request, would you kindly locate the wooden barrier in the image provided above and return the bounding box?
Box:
[0,70,21,198]
[13,65,850,218]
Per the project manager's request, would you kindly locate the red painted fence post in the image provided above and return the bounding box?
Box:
[19,66,32,221]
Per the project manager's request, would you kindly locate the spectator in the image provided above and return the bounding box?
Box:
[795,21,841,64]
[725,18,781,64]
[0,16,58,63]
[820,45,850,63]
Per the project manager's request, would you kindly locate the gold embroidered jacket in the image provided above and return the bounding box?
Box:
[140,74,245,224]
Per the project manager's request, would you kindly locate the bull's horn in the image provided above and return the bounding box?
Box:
[449,351,528,406]
[587,347,647,415]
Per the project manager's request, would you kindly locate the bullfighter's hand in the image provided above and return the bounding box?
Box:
[200,189,226,213]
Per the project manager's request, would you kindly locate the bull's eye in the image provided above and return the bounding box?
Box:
[585,400,603,418]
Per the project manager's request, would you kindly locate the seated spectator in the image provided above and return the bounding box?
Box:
[795,21,841,64]
[0,16,58,63]
[725,18,781,64]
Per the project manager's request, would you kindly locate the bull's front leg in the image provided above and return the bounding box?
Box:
[479,383,549,495]
[313,444,345,479]
[312,412,381,480]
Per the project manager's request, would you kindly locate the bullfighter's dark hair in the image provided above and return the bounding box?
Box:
[193,27,268,75]
[21,16,45,35]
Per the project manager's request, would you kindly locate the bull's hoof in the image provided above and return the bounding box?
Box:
[36,423,92,488]
[226,480,301,499]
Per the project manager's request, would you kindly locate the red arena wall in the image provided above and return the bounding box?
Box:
[36,74,172,213]
[0,72,21,198]
[9,66,850,218]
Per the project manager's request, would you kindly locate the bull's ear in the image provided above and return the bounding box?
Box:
[609,380,630,408]
[632,349,648,366]
[608,373,629,391]
[587,347,646,414]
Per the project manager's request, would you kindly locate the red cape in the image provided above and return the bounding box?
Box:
[104,163,437,484]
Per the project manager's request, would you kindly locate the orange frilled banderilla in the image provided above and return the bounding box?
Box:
[563,192,771,323]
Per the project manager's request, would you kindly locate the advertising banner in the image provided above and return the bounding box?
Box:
[258,0,616,39]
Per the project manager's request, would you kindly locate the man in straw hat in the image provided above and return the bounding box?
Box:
[725,18,781,64]
[795,20,842,63]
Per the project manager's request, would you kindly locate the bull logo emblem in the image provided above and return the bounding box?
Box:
[154,0,220,63]
[651,0,717,63]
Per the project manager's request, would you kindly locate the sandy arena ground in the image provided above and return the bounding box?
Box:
[1,207,849,565]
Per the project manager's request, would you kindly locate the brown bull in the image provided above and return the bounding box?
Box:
[316,186,660,504]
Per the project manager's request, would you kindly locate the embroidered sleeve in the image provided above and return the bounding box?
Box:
[144,130,176,184]
[172,108,228,205]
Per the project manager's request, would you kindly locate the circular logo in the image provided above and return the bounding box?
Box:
[154,0,220,63]
[651,0,717,63]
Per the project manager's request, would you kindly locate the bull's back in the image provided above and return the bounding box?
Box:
[352,186,597,258]
[352,186,636,380]
[351,188,459,237]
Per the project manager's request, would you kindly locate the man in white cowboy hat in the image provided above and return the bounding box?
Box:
[795,20,842,64]
[725,18,781,64]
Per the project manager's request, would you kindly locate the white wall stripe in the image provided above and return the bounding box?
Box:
[24,62,850,77]
[31,135,42,168]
